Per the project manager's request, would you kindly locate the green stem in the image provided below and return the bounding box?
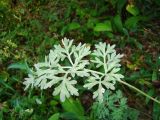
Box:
[117,79,160,104]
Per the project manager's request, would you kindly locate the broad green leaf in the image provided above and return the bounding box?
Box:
[117,0,127,12]
[8,61,31,73]
[61,112,79,120]
[125,16,139,29]
[50,100,58,106]
[61,98,84,116]
[48,113,60,120]
[152,70,157,81]
[126,4,139,16]
[0,71,9,81]
[153,102,160,120]
[105,32,113,38]
[94,21,112,32]
[61,22,80,36]
[67,22,80,31]
[113,14,123,32]
[87,18,98,29]
[8,62,26,70]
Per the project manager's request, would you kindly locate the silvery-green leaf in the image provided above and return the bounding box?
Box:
[73,51,78,58]
[76,42,82,51]
[95,42,106,55]
[84,76,100,94]
[112,74,124,80]
[83,78,98,89]
[76,61,89,70]
[34,62,50,70]
[60,83,70,102]
[102,80,115,90]
[92,49,103,57]
[62,37,73,51]
[76,70,90,77]
[54,45,66,60]
[53,84,62,96]
[53,77,77,102]
[34,75,46,86]
[24,38,124,103]
[91,73,100,79]
[44,78,61,89]
[110,68,120,73]
[91,57,103,68]
[23,74,35,90]
[66,80,79,96]
[93,90,98,99]
[92,84,105,102]
[106,44,115,54]
[39,79,47,89]
[97,84,105,101]
[48,50,59,66]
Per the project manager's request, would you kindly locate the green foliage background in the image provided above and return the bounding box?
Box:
[0,0,160,120]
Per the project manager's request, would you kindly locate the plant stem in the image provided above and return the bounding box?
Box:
[117,79,160,105]
[67,53,74,65]
[103,52,107,74]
